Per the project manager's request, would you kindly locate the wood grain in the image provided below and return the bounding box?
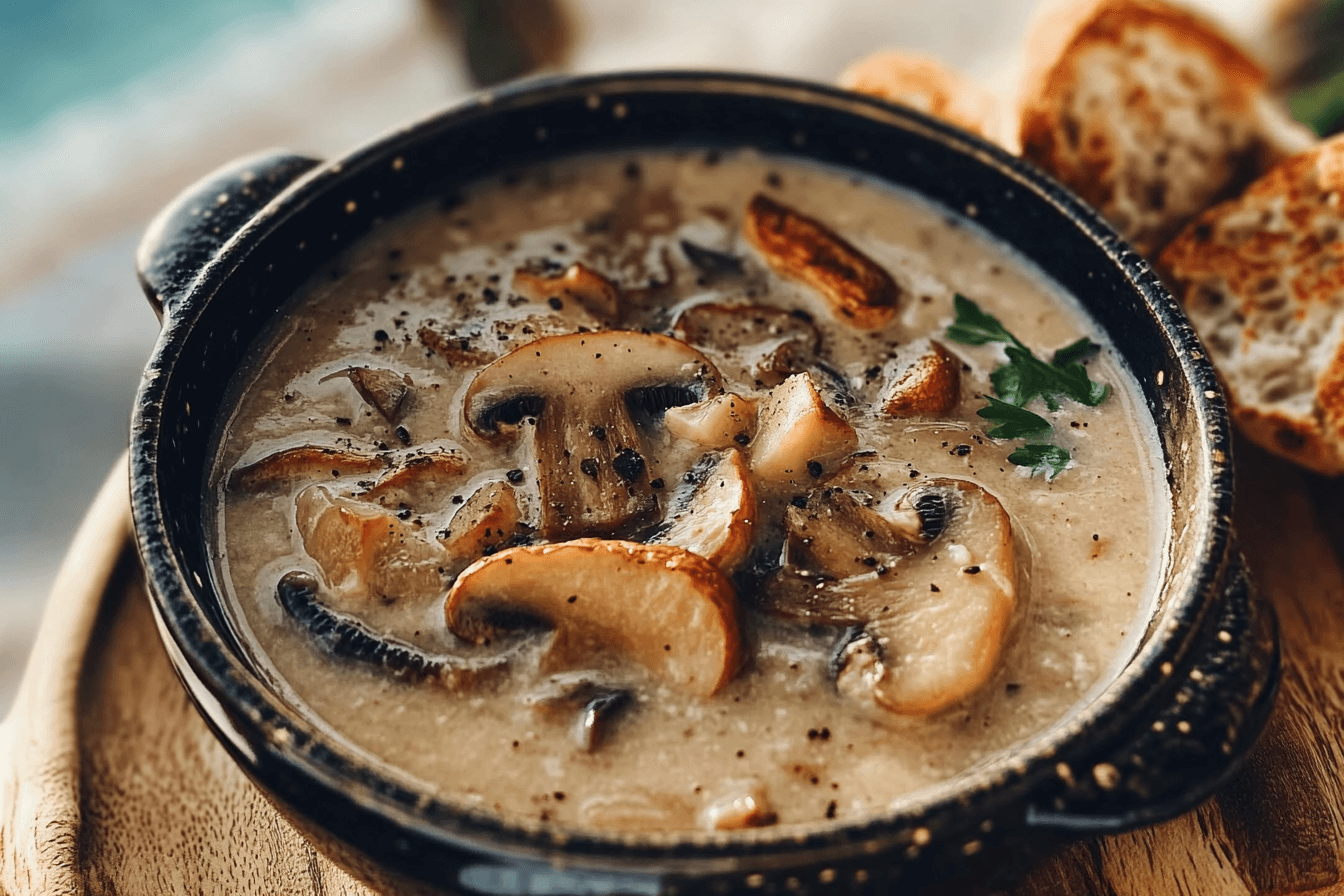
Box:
[6,445,1344,894]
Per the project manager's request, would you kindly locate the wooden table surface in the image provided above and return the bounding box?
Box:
[3,442,1344,895]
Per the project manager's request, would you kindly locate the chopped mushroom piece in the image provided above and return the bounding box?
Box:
[417,325,498,367]
[663,392,757,449]
[230,446,389,491]
[437,480,528,577]
[882,339,962,417]
[650,450,756,574]
[512,262,621,321]
[743,194,901,329]
[750,373,858,483]
[671,302,820,387]
[296,485,448,604]
[762,478,1017,715]
[319,366,413,424]
[445,539,742,697]
[699,778,777,830]
[359,450,469,509]
[463,331,721,539]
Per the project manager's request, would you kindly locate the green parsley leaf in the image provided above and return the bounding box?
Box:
[1008,443,1072,479]
[1052,337,1099,367]
[945,294,1024,347]
[977,397,1053,440]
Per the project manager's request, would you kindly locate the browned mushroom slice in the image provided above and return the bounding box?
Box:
[650,450,756,574]
[437,480,528,577]
[445,539,742,697]
[671,302,820,387]
[512,262,621,321]
[418,324,498,367]
[882,339,962,417]
[359,450,469,509]
[463,331,721,539]
[319,366,413,424]
[762,479,1016,715]
[663,392,757,449]
[750,373,858,483]
[229,446,389,491]
[743,194,902,329]
[296,485,448,604]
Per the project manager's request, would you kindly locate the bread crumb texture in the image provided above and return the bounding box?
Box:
[1019,0,1278,256]
[1162,135,1344,475]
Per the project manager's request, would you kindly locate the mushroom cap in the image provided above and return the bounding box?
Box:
[463,331,722,539]
[764,478,1018,715]
[445,538,742,697]
[463,331,722,433]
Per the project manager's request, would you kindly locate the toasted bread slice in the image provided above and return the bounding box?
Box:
[839,51,1012,148]
[1019,0,1313,257]
[1161,135,1344,475]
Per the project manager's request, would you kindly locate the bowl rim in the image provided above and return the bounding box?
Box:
[130,68,1235,870]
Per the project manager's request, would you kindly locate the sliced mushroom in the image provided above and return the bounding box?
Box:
[512,262,621,321]
[296,485,448,604]
[445,539,742,697]
[276,570,507,688]
[463,331,721,539]
[319,366,413,424]
[230,446,389,491]
[650,450,756,574]
[671,302,820,387]
[699,778,777,830]
[750,373,858,483]
[360,450,469,508]
[882,339,961,417]
[743,194,901,330]
[762,478,1017,715]
[437,480,528,577]
[663,392,757,449]
[781,488,919,579]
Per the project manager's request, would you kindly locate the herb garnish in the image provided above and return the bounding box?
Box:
[945,294,1110,478]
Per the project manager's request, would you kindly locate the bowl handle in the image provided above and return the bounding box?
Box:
[136,149,322,322]
[1023,548,1280,835]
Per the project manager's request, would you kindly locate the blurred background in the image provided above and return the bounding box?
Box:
[0,0,1298,714]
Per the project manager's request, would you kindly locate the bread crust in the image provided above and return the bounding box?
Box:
[1161,136,1344,475]
[839,51,1008,148]
[1019,0,1281,256]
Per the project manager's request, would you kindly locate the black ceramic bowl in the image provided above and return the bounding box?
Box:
[130,72,1278,895]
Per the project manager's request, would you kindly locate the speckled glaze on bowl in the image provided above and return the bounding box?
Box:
[130,72,1278,895]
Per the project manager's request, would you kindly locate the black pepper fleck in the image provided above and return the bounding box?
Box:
[580,458,600,478]
[506,468,525,484]
[807,460,824,478]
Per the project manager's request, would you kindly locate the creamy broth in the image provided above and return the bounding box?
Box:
[211,151,1168,834]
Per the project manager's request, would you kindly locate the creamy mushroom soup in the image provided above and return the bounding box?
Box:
[210,150,1169,834]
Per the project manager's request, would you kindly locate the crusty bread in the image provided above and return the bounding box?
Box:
[1161,135,1344,475]
[839,51,1012,150]
[1019,0,1313,257]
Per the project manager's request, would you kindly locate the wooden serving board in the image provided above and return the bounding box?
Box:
[3,444,1344,895]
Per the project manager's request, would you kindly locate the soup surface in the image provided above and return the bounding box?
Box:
[211,150,1169,834]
